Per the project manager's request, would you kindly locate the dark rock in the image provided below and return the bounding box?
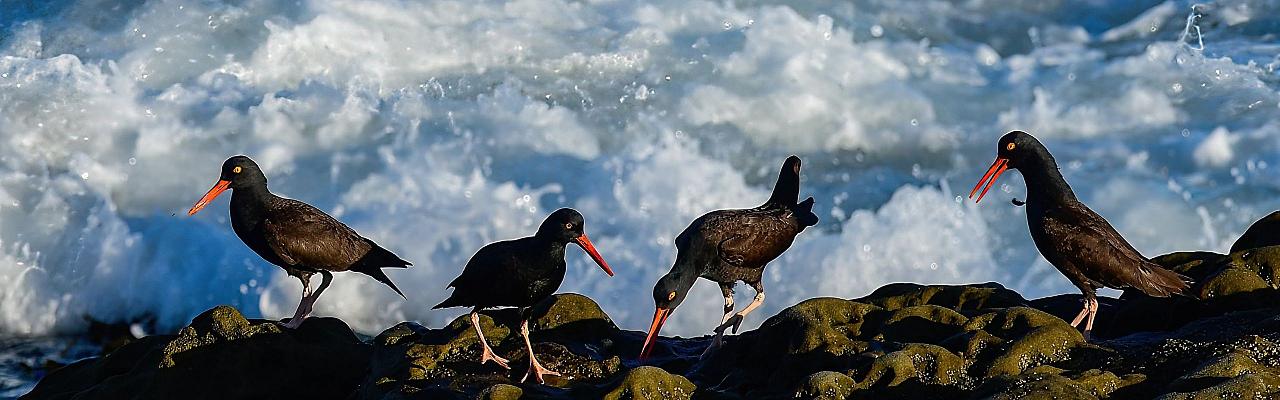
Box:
[1231,211,1280,253]
[477,384,523,400]
[358,293,626,399]
[22,305,369,400]
[24,279,1280,400]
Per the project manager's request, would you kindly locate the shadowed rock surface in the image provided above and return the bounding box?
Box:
[23,245,1280,399]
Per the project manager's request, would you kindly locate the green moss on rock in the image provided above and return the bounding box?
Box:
[478,383,523,400]
[602,366,695,400]
[860,282,1027,313]
[965,307,1085,377]
[796,371,855,400]
[852,343,969,390]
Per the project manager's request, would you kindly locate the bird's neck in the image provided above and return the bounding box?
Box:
[530,236,568,258]
[665,267,700,293]
[766,174,799,207]
[1020,156,1077,205]
[230,182,273,209]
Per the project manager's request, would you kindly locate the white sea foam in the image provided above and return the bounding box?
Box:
[2,0,1279,337]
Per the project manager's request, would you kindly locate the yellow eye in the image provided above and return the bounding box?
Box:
[232,166,242,174]
[1006,143,1016,151]
[667,291,677,301]
[564,222,573,230]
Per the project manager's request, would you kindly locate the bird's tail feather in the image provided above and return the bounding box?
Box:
[794,197,819,228]
[432,296,463,310]
[352,242,411,299]
[1134,261,1193,298]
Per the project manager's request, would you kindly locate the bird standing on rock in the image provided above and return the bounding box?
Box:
[433,208,614,384]
[970,131,1192,339]
[639,156,819,360]
[188,156,411,329]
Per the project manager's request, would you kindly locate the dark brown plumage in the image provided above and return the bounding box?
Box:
[188,156,410,329]
[639,155,819,360]
[971,131,1191,339]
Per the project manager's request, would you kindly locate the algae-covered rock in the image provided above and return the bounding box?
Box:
[601,366,695,400]
[23,306,370,400]
[477,383,523,400]
[358,293,625,399]
[965,307,1085,377]
[1160,349,1280,399]
[860,282,1027,314]
[851,343,970,397]
[796,371,855,400]
[27,281,1280,400]
[974,372,1100,400]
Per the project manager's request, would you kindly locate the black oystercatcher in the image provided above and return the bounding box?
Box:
[970,131,1191,339]
[433,208,613,384]
[188,156,411,329]
[639,156,819,360]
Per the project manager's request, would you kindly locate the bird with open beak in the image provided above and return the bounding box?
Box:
[970,131,1191,339]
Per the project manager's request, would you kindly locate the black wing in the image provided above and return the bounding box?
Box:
[261,199,371,271]
[1040,203,1190,297]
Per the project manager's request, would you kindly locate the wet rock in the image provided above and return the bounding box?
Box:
[23,305,369,400]
[859,282,1027,314]
[795,371,855,400]
[477,383,523,400]
[967,307,1085,377]
[358,293,625,399]
[25,282,1280,400]
[694,284,1084,398]
[975,372,1100,400]
[600,366,695,400]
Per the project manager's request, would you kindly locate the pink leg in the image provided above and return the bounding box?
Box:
[1082,299,1099,341]
[519,319,560,384]
[1068,301,1089,328]
[283,293,314,329]
[471,310,510,369]
[283,271,331,329]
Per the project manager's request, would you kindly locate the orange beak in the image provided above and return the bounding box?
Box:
[573,234,614,276]
[969,158,1009,203]
[188,180,231,215]
[638,307,671,361]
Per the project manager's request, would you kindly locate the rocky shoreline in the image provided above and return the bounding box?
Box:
[21,243,1280,399]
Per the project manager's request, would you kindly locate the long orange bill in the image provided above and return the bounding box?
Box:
[969,158,1009,203]
[188,180,232,215]
[638,307,671,361]
[574,234,614,276]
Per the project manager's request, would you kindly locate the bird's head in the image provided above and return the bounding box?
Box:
[639,271,692,360]
[537,208,614,276]
[188,155,266,215]
[970,131,1048,203]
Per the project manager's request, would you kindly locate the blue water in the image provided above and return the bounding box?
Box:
[2,0,1280,393]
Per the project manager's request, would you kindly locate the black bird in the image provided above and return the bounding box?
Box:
[639,156,818,360]
[433,208,613,384]
[188,156,410,329]
[970,131,1191,339]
